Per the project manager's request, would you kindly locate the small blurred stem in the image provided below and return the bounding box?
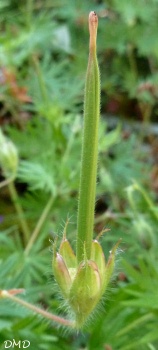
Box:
[26,0,34,28]
[116,312,153,337]
[32,55,48,105]
[127,45,153,138]
[134,182,158,221]
[1,290,74,327]
[8,181,30,245]
[0,177,13,189]
[139,102,153,130]
[25,195,54,255]
[94,210,131,225]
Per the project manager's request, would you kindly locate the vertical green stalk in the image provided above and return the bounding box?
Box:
[77,12,100,263]
[8,181,30,245]
[24,195,54,255]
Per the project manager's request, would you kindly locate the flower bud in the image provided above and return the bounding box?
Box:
[0,129,18,179]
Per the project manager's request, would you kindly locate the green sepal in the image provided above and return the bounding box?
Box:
[104,239,122,288]
[69,259,101,327]
[53,252,72,298]
[91,239,106,289]
[59,239,77,269]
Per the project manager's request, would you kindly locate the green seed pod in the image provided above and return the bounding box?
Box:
[77,11,100,262]
[52,11,122,328]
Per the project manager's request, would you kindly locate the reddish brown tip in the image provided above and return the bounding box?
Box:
[89,11,98,52]
[89,11,98,25]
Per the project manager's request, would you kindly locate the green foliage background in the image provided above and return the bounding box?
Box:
[0,0,158,349]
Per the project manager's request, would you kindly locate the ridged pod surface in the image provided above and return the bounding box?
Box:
[77,12,100,262]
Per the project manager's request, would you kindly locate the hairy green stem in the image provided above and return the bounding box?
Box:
[77,12,100,262]
[1,290,74,327]
[8,181,30,245]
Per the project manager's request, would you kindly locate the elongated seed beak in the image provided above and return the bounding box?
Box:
[89,11,98,52]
